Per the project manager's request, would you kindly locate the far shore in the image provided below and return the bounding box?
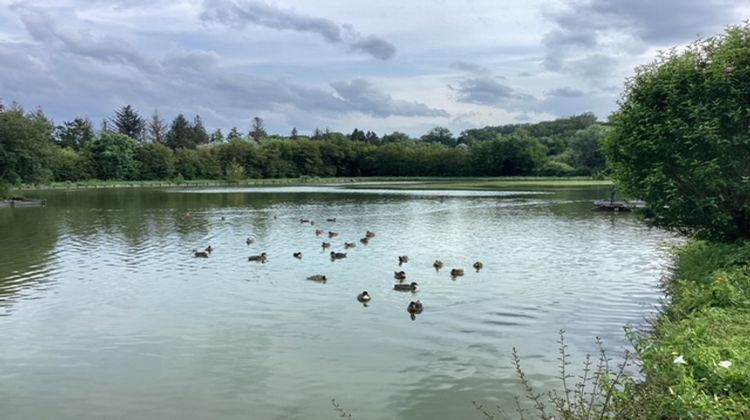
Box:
[15,176,612,192]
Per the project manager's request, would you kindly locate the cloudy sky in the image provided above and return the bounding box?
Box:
[1,0,748,136]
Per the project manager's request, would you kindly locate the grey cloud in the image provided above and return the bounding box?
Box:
[332,79,449,118]
[545,87,584,98]
[542,0,743,77]
[12,3,157,73]
[200,0,396,60]
[452,76,532,107]
[451,61,490,74]
[349,36,396,60]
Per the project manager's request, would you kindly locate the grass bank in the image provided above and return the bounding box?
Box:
[620,240,750,417]
[15,176,611,192]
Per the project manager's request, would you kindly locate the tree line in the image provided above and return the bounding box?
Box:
[0,103,608,187]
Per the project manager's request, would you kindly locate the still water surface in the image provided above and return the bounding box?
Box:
[0,185,676,419]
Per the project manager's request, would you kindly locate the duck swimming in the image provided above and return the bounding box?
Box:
[321,242,332,249]
[344,242,356,249]
[407,300,424,314]
[398,255,409,265]
[433,260,444,270]
[246,238,255,245]
[365,231,376,238]
[330,251,347,259]
[326,218,337,222]
[293,252,303,259]
[307,274,327,283]
[473,261,484,271]
[359,237,369,245]
[394,282,418,292]
[315,229,324,236]
[394,271,407,280]
[193,249,209,258]
[450,268,464,277]
[328,231,339,238]
[248,252,268,262]
[357,291,371,302]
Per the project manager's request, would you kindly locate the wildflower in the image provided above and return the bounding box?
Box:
[718,360,732,369]
[673,355,687,365]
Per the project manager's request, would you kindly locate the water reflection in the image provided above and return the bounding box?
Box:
[0,186,678,420]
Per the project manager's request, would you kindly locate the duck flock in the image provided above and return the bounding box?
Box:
[192,217,484,320]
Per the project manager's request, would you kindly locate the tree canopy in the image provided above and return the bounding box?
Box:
[605,24,750,241]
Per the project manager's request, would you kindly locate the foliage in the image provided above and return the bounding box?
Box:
[604,24,750,241]
[112,105,145,141]
[137,143,174,180]
[51,146,92,181]
[0,105,55,184]
[87,132,140,180]
[621,240,750,418]
[146,111,168,144]
[165,114,195,149]
[570,125,608,175]
[55,117,94,150]
[470,133,546,176]
[224,161,246,183]
[421,126,456,146]
[250,116,267,142]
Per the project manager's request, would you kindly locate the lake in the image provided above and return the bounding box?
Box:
[0,185,676,420]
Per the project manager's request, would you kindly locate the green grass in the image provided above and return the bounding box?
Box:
[16,176,611,192]
[622,240,750,418]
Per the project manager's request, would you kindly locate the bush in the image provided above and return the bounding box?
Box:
[604,24,750,241]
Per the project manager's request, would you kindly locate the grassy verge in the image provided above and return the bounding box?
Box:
[620,240,750,417]
[15,176,611,192]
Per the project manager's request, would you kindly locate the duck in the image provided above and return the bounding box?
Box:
[357,291,372,302]
[394,282,418,292]
[326,217,337,222]
[359,237,369,245]
[407,300,424,314]
[450,268,465,277]
[394,270,407,280]
[300,219,311,224]
[246,238,256,245]
[315,229,325,236]
[473,261,484,271]
[293,251,303,259]
[330,251,347,259]
[205,245,214,254]
[328,231,339,238]
[344,242,356,249]
[321,242,332,249]
[193,249,209,258]
[398,255,409,265]
[307,274,327,283]
[433,260,444,270]
[248,252,268,262]
[365,230,376,238]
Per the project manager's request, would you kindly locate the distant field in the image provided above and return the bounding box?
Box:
[17,176,612,191]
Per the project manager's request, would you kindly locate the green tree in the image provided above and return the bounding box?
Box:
[165,114,194,149]
[86,132,140,180]
[421,126,456,146]
[55,118,94,150]
[570,124,608,175]
[192,115,210,146]
[147,111,168,144]
[381,131,411,144]
[112,105,145,141]
[50,146,92,181]
[605,24,750,241]
[227,126,243,141]
[291,127,299,140]
[210,128,224,143]
[250,116,267,142]
[137,143,175,180]
[350,128,366,142]
[0,105,55,184]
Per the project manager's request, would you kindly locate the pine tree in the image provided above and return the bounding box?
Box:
[192,115,209,146]
[210,128,224,143]
[291,127,298,140]
[165,114,194,149]
[227,126,242,141]
[250,116,267,142]
[147,111,168,144]
[55,118,94,150]
[111,105,145,141]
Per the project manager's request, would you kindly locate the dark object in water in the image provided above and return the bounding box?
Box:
[592,200,647,212]
[1,197,47,208]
